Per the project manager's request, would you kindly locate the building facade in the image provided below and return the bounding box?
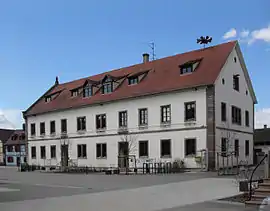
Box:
[23,41,257,170]
[5,130,27,166]
[0,129,15,165]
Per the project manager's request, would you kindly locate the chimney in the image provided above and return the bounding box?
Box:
[264,124,267,129]
[55,76,59,85]
[142,53,150,63]
[22,123,25,131]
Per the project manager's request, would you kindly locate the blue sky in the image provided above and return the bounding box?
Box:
[0,0,269,129]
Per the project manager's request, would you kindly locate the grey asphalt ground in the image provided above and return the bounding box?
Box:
[0,167,258,211]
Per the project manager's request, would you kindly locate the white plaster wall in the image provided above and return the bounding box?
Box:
[28,129,207,168]
[26,88,208,168]
[215,47,255,166]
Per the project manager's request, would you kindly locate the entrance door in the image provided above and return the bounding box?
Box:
[118,142,128,168]
[61,145,69,167]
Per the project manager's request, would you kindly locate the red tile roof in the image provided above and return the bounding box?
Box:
[24,41,237,116]
[0,129,14,143]
[5,130,26,145]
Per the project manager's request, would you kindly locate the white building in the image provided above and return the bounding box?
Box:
[23,41,257,170]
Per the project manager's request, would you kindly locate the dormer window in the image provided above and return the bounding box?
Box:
[45,96,51,102]
[233,74,240,91]
[102,79,113,94]
[180,64,193,74]
[128,76,138,85]
[71,89,79,97]
[83,84,92,97]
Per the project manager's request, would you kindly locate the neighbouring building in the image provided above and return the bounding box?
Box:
[23,40,257,170]
[0,129,15,165]
[254,125,270,164]
[5,130,27,166]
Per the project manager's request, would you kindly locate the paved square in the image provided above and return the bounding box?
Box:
[0,167,250,211]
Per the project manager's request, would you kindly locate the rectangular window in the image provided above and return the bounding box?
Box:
[180,64,193,74]
[221,102,227,122]
[119,111,128,128]
[234,139,239,157]
[221,138,227,156]
[139,141,148,157]
[245,110,249,127]
[77,144,87,158]
[128,76,138,85]
[40,122,45,135]
[96,114,106,130]
[45,96,51,102]
[50,145,56,159]
[96,143,107,158]
[161,105,171,124]
[61,119,67,133]
[83,85,92,97]
[50,121,56,134]
[7,146,13,152]
[232,106,242,125]
[102,82,113,94]
[233,75,239,91]
[139,108,148,126]
[161,139,171,157]
[31,123,36,136]
[31,146,36,158]
[40,146,46,159]
[71,89,79,97]
[7,156,14,163]
[245,140,249,156]
[185,139,196,156]
[77,116,86,131]
[185,101,196,121]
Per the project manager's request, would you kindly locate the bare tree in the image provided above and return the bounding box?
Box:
[119,133,138,174]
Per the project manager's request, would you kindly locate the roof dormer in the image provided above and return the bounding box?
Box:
[102,77,113,94]
[179,59,202,75]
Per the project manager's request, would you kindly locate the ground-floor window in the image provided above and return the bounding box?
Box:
[77,144,87,158]
[234,139,239,156]
[160,139,171,157]
[40,146,46,159]
[185,139,196,156]
[31,146,36,159]
[96,143,107,158]
[245,140,249,156]
[24,157,27,163]
[7,156,14,163]
[221,138,227,156]
[139,141,148,157]
[50,145,56,159]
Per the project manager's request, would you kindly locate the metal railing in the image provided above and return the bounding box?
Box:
[248,154,268,200]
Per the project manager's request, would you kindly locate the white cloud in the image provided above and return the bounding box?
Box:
[223,28,237,40]
[248,25,270,45]
[240,30,249,38]
[255,108,270,129]
[0,109,24,129]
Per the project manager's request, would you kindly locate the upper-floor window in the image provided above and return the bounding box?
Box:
[50,121,55,134]
[185,101,196,121]
[83,84,92,97]
[45,96,51,102]
[139,108,148,126]
[71,89,79,97]
[245,110,249,127]
[102,79,113,94]
[61,119,67,133]
[221,102,227,122]
[180,64,193,75]
[96,114,106,130]
[161,105,171,124]
[233,74,240,91]
[77,116,86,131]
[232,106,241,125]
[119,111,128,128]
[30,123,36,136]
[128,76,138,85]
[40,122,45,135]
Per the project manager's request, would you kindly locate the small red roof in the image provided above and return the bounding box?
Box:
[24,41,237,116]
[5,130,26,145]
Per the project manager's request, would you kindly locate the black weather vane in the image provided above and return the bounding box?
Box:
[197,36,212,48]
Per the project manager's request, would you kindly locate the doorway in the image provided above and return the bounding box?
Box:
[16,157,20,167]
[61,145,69,167]
[118,142,128,168]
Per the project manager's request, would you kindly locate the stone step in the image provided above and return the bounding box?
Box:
[256,188,270,193]
[252,195,269,200]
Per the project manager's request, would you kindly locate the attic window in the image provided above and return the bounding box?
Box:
[128,76,138,85]
[102,79,113,94]
[71,89,79,97]
[45,96,51,102]
[180,64,193,75]
[83,84,92,97]
[234,57,237,63]
[233,74,240,91]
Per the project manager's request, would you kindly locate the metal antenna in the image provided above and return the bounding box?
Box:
[148,42,156,61]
